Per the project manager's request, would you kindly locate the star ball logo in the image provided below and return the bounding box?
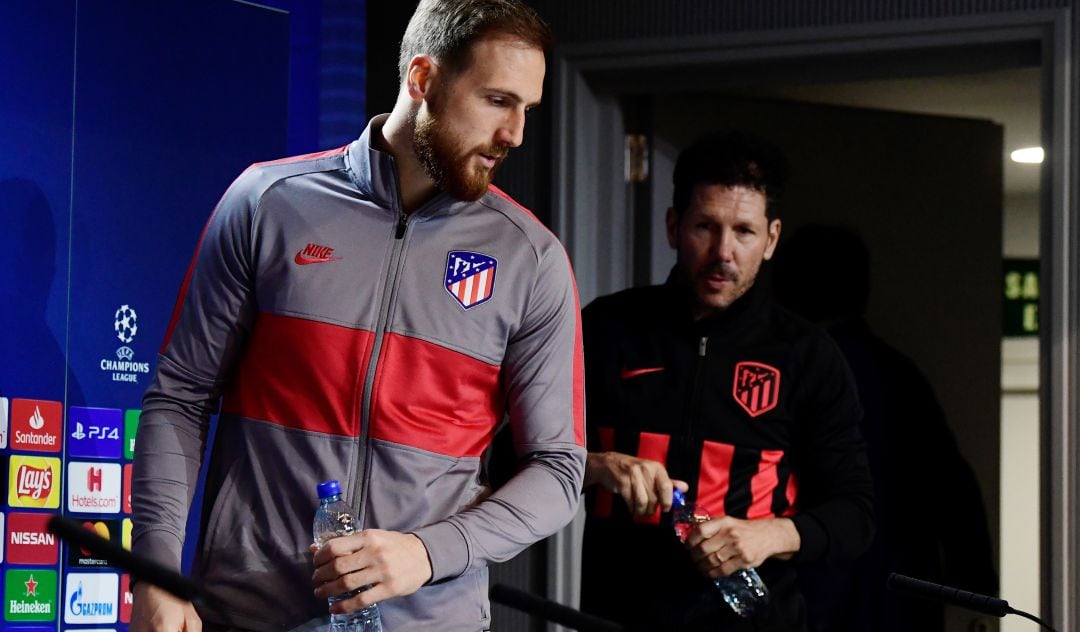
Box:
[9,398,62,452]
[6,512,59,565]
[67,406,122,459]
[4,568,57,622]
[67,462,122,514]
[115,304,137,343]
[8,455,61,509]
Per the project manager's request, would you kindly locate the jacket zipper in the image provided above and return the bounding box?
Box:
[682,336,708,502]
[354,209,411,525]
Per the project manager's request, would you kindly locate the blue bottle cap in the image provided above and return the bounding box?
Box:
[672,487,686,508]
[317,480,342,499]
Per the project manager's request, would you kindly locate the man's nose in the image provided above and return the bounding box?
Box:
[495,108,526,148]
[712,230,736,260]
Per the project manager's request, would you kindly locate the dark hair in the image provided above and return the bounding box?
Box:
[671,130,788,220]
[398,0,553,84]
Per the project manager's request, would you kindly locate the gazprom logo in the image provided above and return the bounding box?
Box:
[64,573,118,624]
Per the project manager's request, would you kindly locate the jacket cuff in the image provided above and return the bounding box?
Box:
[410,521,469,583]
[131,529,184,572]
[790,513,828,562]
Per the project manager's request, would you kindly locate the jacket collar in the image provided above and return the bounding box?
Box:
[345,114,401,213]
[663,266,770,337]
[345,114,471,220]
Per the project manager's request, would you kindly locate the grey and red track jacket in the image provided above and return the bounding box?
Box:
[579,280,873,631]
[132,115,586,631]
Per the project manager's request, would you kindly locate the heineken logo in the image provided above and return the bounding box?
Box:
[4,569,57,622]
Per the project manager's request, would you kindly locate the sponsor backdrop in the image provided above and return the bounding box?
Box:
[1,2,304,630]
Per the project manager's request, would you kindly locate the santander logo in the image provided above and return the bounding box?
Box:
[11,399,61,452]
[29,406,45,430]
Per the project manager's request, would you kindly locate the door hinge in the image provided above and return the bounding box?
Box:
[625,133,649,183]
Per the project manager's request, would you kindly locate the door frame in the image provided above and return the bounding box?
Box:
[549,9,1077,628]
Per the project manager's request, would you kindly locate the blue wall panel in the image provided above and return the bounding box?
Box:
[67,0,290,409]
[1,2,291,628]
[0,4,77,405]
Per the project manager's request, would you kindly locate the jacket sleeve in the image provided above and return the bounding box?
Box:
[130,170,260,571]
[789,332,875,564]
[411,241,587,581]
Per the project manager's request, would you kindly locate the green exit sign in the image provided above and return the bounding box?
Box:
[1004,258,1039,336]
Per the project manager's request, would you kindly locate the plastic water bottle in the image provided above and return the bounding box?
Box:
[671,488,769,617]
[313,480,382,632]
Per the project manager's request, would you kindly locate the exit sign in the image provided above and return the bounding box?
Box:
[1004,258,1039,336]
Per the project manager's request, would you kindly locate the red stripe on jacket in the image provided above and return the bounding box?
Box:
[633,432,671,525]
[161,214,214,353]
[370,333,503,458]
[221,313,372,436]
[697,441,735,518]
[251,145,348,169]
[784,472,799,516]
[489,184,586,447]
[747,449,784,519]
[593,426,616,517]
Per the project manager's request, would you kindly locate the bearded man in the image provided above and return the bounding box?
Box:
[130,2,585,630]
[578,131,874,631]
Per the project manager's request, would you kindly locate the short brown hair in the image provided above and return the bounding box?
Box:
[398,0,552,83]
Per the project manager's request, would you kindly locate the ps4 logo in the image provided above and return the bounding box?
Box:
[71,422,119,442]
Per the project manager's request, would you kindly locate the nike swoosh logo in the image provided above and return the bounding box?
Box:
[619,366,664,380]
[294,252,341,265]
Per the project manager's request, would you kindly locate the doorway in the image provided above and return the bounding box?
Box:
[550,14,1072,631]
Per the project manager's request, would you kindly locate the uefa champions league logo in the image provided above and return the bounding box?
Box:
[100,304,151,384]
[114,305,138,344]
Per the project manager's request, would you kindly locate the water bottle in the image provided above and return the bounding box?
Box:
[671,488,769,617]
[313,480,382,632]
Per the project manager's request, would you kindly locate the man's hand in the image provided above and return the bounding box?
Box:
[311,530,433,612]
[585,451,689,515]
[130,583,202,632]
[684,516,801,578]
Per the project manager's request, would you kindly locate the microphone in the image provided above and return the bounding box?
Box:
[490,583,624,631]
[887,573,1058,631]
[46,515,228,616]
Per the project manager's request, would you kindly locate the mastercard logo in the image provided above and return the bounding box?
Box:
[79,521,110,557]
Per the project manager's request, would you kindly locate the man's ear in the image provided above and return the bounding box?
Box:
[665,207,680,249]
[763,218,782,260]
[405,55,438,100]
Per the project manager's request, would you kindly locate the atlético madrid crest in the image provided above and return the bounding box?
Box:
[445,250,498,309]
[732,361,781,417]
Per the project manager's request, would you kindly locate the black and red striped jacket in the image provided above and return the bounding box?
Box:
[580,280,874,631]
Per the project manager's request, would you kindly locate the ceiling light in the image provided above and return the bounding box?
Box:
[1010,147,1044,164]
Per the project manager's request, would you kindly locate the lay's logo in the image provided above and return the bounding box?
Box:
[8,456,61,509]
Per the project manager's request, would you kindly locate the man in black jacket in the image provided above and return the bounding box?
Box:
[579,131,874,631]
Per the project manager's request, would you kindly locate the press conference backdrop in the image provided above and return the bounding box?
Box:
[0,2,290,629]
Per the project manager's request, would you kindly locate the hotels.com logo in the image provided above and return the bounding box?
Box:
[8,456,61,509]
[87,467,102,493]
[10,398,62,452]
[67,462,121,514]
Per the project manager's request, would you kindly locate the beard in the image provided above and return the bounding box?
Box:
[412,109,508,202]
